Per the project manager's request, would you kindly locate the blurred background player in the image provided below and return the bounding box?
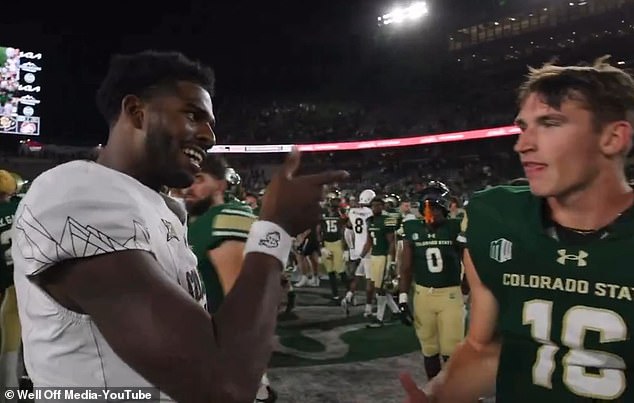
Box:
[384,193,402,223]
[448,196,466,220]
[343,189,375,317]
[398,181,466,382]
[362,196,400,328]
[294,226,321,288]
[395,197,417,283]
[320,190,349,302]
[184,155,276,403]
[244,192,259,214]
[0,170,21,392]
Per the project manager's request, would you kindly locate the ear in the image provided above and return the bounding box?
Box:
[600,121,633,158]
[121,94,146,131]
[219,179,228,194]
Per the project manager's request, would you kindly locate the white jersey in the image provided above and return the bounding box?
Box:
[11,161,205,399]
[347,206,372,260]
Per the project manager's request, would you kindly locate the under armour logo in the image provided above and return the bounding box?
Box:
[427,233,436,239]
[161,219,179,242]
[259,231,281,248]
[556,249,588,267]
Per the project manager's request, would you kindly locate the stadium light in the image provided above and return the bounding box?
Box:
[378,2,429,26]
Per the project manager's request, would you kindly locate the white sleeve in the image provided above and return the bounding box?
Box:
[11,166,152,277]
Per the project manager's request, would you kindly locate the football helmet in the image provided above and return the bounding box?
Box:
[358,189,376,206]
[383,193,400,209]
[225,167,241,186]
[418,180,451,214]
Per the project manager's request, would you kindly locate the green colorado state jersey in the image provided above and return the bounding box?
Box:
[386,207,402,229]
[0,198,19,291]
[368,213,398,256]
[402,217,462,288]
[466,185,634,402]
[188,202,256,313]
[321,208,343,242]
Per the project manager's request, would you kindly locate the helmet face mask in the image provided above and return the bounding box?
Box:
[418,181,451,223]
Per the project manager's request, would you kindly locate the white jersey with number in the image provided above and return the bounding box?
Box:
[347,206,372,260]
[11,161,206,399]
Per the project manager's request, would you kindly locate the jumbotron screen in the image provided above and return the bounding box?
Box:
[0,46,41,136]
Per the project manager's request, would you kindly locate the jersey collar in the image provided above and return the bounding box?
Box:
[537,197,634,243]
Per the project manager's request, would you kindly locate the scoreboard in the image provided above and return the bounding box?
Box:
[0,46,42,136]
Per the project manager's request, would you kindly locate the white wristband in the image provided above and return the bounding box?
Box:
[399,292,408,304]
[244,221,293,267]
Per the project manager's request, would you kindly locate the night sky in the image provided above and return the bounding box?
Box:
[0,0,504,145]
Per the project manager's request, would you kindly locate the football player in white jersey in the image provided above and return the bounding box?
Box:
[10,50,348,402]
[341,189,375,317]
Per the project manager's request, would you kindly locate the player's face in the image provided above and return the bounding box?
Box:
[400,201,411,214]
[143,81,216,189]
[245,195,258,209]
[432,206,445,223]
[371,200,384,215]
[183,172,223,214]
[514,92,606,198]
[449,202,458,212]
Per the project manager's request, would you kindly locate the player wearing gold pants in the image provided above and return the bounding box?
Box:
[412,284,464,357]
[323,240,344,274]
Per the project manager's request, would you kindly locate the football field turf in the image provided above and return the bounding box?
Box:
[268,284,429,403]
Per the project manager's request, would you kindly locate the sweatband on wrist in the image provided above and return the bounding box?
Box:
[399,293,408,304]
[244,221,293,267]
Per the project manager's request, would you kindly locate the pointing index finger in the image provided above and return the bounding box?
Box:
[302,170,350,185]
[283,147,301,179]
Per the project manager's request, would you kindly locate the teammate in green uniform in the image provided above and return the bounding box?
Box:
[401,59,634,402]
[185,155,256,313]
[320,192,349,300]
[185,156,277,403]
[362,197,400,327]
[398,182,465,382]
[384,193,403,224]
[0,170,21,389]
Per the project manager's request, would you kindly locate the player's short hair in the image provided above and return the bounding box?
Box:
[518,56,634,132]
[371,197,384,205]
[449,196,460,206]
[96,50,215,125]
[199,154,227,180]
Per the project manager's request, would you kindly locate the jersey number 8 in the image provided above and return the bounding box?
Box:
[523,299,626,400]
[354,218,364,234]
